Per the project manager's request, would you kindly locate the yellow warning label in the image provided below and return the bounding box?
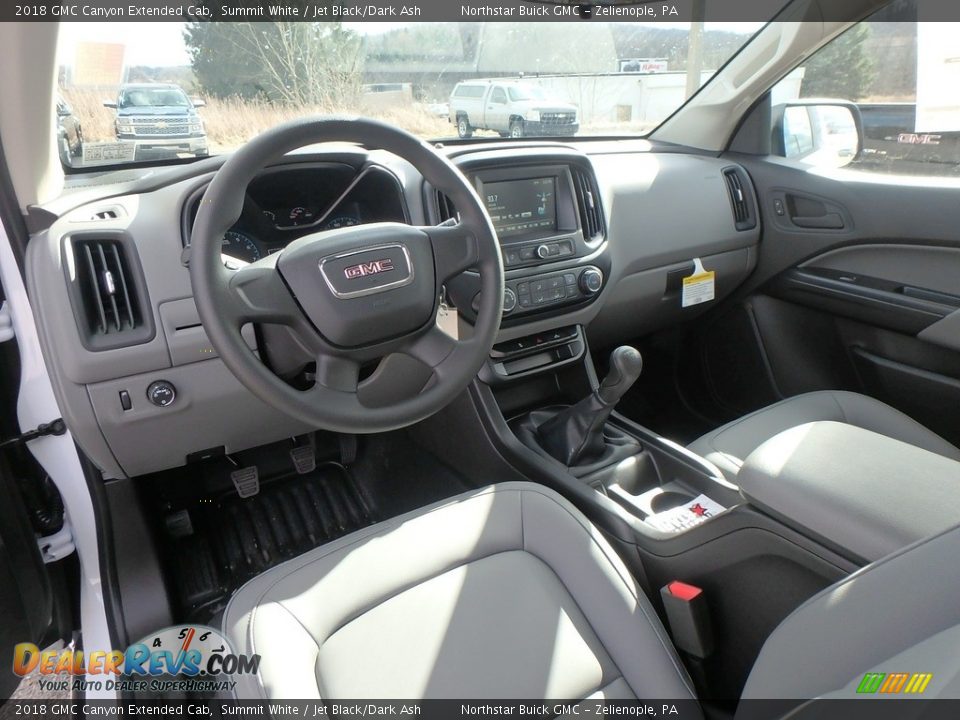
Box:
[682,270,716,307]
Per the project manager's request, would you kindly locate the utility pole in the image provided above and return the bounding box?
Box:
[685,0,706,99]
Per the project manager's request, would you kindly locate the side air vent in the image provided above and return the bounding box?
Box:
[572,167,605,240]
[435,191,458,223]
[65,234,154,351]
[723,167,757,231]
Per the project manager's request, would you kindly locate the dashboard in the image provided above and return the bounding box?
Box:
[27,140,761,480]
[182,162,409,263]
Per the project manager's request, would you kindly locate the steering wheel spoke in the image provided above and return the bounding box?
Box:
[403,324,459,370]
[314,353,360,394]
[226,259,302,326]
[422,223,479,283]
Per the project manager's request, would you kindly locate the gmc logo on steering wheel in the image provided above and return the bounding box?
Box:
[343,259,394,279]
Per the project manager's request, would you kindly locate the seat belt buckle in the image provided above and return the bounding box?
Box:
[660,581,714,659]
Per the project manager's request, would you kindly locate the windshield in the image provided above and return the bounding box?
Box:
[56,20,762,169]
[508,86,549,102]
[119,87,192,109]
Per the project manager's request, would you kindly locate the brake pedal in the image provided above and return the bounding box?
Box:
[231,466,260,498]
[290,443,316,475]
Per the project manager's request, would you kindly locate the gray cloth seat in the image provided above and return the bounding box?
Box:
[222,481,698,702]
[223,480,960,704]
[687,390,960,482]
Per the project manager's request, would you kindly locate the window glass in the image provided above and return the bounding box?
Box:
[783,106,814,157]
[772,1,960,176]
[55,20,764,169]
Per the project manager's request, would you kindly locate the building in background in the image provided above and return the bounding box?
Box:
[72,42,125,88]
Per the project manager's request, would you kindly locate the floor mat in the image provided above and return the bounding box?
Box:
[166,463,378,621]
[153,430,477,623]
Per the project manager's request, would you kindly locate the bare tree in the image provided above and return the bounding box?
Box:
[186,22,363,108]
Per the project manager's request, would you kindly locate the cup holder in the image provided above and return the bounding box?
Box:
[649,491,695,514]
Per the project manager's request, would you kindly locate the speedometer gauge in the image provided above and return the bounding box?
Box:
[323,215,360,230]
[221,230,262,263]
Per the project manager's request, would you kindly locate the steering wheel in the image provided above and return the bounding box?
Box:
[190,118,503,433]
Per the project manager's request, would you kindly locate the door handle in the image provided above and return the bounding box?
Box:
[791,213,844,230]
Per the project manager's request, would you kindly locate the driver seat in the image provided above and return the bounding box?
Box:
[223,481,960,704]
[223,482,696,701]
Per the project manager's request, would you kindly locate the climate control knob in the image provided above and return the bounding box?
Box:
[536,244,551,260]
[579,267,604,295]
[502,288,518,314]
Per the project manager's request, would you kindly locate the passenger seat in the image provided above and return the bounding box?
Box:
[687,390,960,482]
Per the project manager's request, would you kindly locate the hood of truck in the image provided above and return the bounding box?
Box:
[515,100,578,114]
[116,106,197,117]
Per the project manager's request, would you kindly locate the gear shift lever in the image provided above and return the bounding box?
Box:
[597,346,644,405]
[536,346,643,466]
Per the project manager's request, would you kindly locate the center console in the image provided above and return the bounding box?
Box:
[507,344,742,537]
[431,150,742,539]
[432,151,611,327]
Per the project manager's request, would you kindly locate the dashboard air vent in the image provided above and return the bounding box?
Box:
[723,167,757,231]
[572,168,605,240]
[67,235,153,350]
[435,191,458,223]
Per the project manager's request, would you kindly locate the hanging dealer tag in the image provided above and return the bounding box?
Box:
[681,258,715,308]
[436,301,460,340]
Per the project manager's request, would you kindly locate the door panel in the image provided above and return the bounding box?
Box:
[691,155,960,443]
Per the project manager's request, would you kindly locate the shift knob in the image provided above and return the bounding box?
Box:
[597,346,643,405]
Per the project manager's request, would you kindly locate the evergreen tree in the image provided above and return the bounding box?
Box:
[801,24,876,100]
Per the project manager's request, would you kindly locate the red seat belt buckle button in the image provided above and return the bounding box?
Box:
[660,580,714,659]
[667,580,703,602]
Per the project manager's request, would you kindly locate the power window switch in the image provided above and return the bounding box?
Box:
[119,390,132,411]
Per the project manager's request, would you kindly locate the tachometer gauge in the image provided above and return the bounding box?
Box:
[288,206,313,224]
[323,215,360,230]
[221,230,262,263]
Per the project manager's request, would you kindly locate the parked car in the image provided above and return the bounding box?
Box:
[55,95,82,166]
[104,83,208,158]
[448,79,579,138]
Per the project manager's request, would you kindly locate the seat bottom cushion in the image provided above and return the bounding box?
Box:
[317,550,620,699]
[687,390,960,481]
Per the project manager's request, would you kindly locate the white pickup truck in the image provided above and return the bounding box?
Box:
[448,80,579,138]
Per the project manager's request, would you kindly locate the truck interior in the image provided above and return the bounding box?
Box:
[0,0,959,715]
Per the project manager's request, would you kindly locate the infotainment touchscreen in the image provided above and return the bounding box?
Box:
[483,177,557,240]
